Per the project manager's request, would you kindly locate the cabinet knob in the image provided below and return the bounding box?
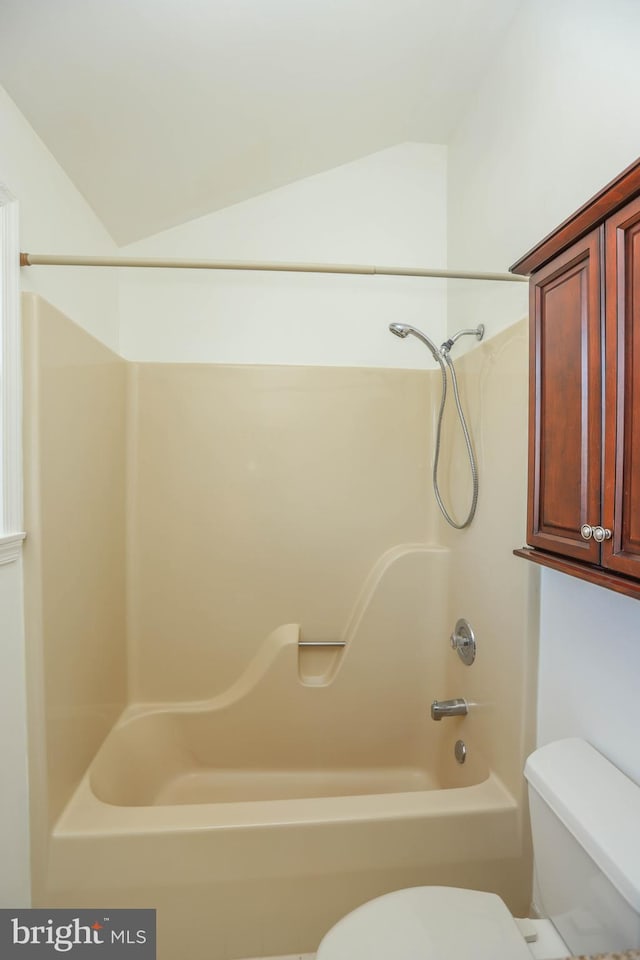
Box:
[593,526,612,542]
[580,523,612,542]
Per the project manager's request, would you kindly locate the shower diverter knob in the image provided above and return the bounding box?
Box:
[450,618,476,666]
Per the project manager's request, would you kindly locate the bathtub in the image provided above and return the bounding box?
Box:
[44,549,524,960]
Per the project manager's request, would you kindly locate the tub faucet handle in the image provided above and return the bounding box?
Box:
[430,698,468,721]
[450,618,476,665]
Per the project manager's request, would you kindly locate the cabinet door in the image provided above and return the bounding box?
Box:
[527,228,603,562]
[603,195,640,576]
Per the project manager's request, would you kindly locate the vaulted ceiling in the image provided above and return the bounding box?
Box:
[0,0,525,244]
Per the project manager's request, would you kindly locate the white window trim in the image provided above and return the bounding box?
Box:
[0,182,25,563]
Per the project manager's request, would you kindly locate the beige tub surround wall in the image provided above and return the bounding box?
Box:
[127,363,437,702]
[21,295,128,899]
[90,546,462,807]
[437,319,536,829]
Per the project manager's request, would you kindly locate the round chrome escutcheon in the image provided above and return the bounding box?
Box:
[450,618,476,666]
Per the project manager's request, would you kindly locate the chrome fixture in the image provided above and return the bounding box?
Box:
[388,322,483,529]
[430,698,469,721]
[580,523,612,543]
[298,639,346,647]
[388,322,441,363]
[454,740,467,764]
[388,322,483,361]
[450,618,476,666]
[441,325,485,352]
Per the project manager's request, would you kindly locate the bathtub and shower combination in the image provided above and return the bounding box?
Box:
[44,547,523,960]
[23,299,530,960]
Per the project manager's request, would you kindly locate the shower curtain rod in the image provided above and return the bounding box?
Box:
[19,252,527,283]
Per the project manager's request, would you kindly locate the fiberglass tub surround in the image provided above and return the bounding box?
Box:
[89,546,486,809]
[22,298,534,960]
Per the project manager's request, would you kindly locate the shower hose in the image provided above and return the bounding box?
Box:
[432,350,479,529]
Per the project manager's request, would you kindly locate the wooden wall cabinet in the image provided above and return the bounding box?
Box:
[512,158,640,601]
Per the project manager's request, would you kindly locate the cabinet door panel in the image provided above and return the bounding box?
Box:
[603,196,640,575]
[527,229,602,561]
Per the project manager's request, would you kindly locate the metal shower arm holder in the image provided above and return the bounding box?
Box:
[440,324,484,356]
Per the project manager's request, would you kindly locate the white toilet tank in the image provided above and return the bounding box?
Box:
[525,738,640,955]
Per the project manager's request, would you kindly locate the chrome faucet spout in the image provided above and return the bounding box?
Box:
[430,698,468,721]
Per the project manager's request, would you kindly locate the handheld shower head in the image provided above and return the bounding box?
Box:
[389,322,412,339]
[388,322,441,363]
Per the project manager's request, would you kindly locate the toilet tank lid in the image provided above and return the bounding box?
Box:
[525,738,640,913]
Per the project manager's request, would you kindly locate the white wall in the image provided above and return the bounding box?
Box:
[537,570,640,786]
[448,0,640,783]
[447,0,640,344]
[0,85,119,349]
[118,142,447,367]
[0,556,30,906]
